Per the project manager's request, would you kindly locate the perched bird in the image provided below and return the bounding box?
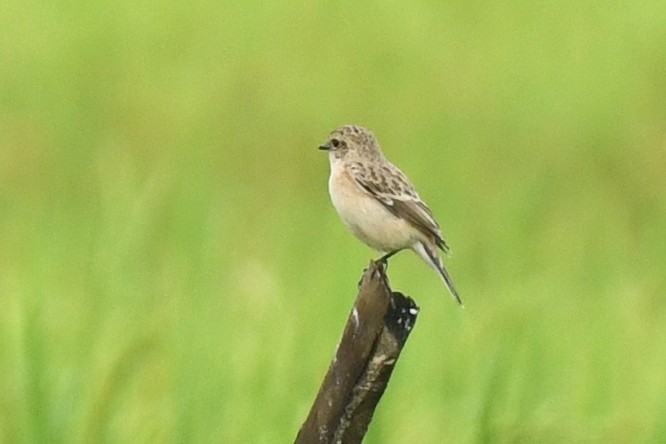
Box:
[319,125,463,306]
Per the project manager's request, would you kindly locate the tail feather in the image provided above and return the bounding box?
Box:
[413,241,464,307]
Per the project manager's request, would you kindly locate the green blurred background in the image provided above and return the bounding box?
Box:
[2,0,665,442]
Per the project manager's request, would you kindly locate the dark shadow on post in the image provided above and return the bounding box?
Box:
[295,260,419,444]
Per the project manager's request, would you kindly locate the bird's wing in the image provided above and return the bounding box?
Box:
[348,161,450,253]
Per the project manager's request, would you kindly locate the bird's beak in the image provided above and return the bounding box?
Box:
[318,142,331,151]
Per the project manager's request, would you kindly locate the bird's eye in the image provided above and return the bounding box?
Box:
[331,138,340,148]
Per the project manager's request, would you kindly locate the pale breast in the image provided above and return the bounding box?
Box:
[328,163,418,252]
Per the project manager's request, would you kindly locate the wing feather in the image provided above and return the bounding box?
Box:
[351,163,450,253]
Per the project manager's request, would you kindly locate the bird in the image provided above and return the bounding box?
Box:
[318,124,463,306]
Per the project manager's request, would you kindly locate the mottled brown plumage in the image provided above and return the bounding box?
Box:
[319,125,462,306]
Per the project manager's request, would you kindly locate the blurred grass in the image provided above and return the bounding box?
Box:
[1,0,666,442]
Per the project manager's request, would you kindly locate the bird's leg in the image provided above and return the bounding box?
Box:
[374,250,400,288]
[377,250,400,266]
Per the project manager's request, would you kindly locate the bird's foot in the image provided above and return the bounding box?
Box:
[377,250,399,267]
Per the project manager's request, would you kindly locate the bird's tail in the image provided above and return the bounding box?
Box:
[413,241,464,307]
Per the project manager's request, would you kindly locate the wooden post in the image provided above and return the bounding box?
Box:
[295,261,419,444]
